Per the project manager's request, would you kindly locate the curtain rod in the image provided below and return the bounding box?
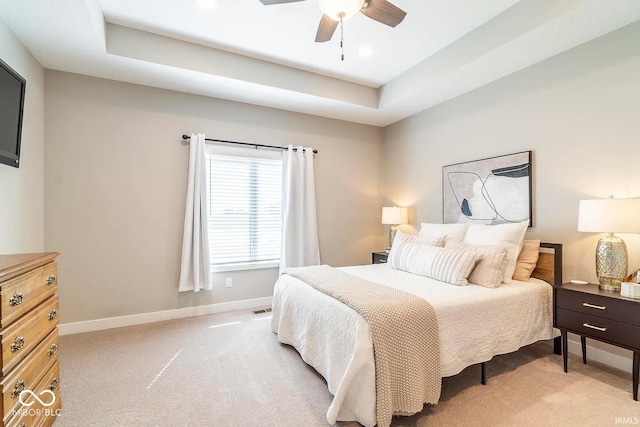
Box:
[181,134,318,154]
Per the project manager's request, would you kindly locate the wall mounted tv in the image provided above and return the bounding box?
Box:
[0,58,26,168]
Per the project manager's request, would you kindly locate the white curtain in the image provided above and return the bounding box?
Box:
[179,133,212,292]
[280,145,320,273]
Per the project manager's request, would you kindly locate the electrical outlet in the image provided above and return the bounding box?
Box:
[226,278,233,288]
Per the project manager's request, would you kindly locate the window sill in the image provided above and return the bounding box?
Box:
[211,261,279,273]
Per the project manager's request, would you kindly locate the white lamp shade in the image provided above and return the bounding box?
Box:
[318,0,365,21]
[381,206,408,225]
[578,198,640,233]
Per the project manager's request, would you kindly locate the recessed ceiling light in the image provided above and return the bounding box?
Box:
[198,0,217,10]
[359,46,373,57]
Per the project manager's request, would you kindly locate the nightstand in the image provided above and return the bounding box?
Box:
[372,252,388,264]
[553,282,640,400]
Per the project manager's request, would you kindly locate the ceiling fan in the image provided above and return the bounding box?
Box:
[259,0,406,43]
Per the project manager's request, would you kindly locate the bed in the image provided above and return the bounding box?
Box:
[271,239,562,427]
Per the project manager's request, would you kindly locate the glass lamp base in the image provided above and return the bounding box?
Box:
[596,234,627,291]
[388,225,399,248]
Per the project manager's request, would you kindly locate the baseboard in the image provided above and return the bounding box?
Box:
[565,336,633,374]
[59,296,273,336]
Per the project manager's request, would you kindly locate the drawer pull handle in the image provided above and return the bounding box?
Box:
[583,323,607,332]
[50,377,59,391]
[48,309,58,320]
[11,380,25,398]
[582,302,606,310]
[46,274,57,285]
[379,260,387,263]
[48,343,58,356]
[11,336,25,352]
[9,292,23,306]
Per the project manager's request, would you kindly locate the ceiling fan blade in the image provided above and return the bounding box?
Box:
[259,0,305,5]
[315,15,339,43]
[360,0,406,27]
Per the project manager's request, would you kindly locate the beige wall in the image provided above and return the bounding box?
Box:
[383,22,640,284]
[382,23,640,361]
[41,18,640,338]
[44,71,383,323]
[0,21,45,254]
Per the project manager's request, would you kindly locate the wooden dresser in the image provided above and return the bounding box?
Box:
[0,253,61,426]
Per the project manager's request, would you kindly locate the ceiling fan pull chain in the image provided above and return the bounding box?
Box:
[340,18,344,61]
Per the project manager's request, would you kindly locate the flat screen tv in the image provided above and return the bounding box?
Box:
[0,58,26,168]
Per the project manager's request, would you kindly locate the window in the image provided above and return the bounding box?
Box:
[205,145,282,272]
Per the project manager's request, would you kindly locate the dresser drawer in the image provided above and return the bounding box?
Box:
[0,263,58,329]
[555,287,640,326]
[0,297,59,375]
[5,361,60,427]
[1,329,58,422]
[556,308,640,350]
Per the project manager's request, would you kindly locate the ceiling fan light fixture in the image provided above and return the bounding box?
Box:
[319,0,365,22]
[197,0,217,10]
[359,46,373,56]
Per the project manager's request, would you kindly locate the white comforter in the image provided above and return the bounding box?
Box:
[271,264,556,426]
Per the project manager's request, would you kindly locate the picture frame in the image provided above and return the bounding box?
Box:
[442,151,532,226]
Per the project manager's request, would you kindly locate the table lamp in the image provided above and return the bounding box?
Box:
[381,206,408,249]
[578,197,640,291]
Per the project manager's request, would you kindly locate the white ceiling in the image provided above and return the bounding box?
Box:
[1,0,639,126]
[100,0,519,87]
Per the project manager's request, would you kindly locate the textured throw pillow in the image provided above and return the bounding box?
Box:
[394,229,447,247]
[389,238,480,285]
[419,223,470,242]
[463,220,529,284]
[445,240,508,288]
[513,239,541,282]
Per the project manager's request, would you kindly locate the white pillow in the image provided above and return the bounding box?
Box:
[445,240,508,288]
[389,238,480,286]
[463,220,529,284]
[419,223,470,242]
[394,229,446,247]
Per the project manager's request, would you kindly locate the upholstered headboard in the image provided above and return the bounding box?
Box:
[531,243,563,285]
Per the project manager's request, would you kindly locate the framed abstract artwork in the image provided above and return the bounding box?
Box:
[442,151,532,226]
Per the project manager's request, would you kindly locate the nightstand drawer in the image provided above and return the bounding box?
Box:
[372,252,388,264]
[555,287,640,326]
[556,308,640,350]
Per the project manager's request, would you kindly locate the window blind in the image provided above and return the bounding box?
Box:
[206,152,282,269]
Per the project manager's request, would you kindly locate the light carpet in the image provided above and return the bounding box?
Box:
[56,309,638,426]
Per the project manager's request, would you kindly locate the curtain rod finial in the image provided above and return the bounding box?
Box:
[182,134,190,140]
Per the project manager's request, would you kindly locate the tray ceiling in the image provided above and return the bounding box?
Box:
[1,0,639,126]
